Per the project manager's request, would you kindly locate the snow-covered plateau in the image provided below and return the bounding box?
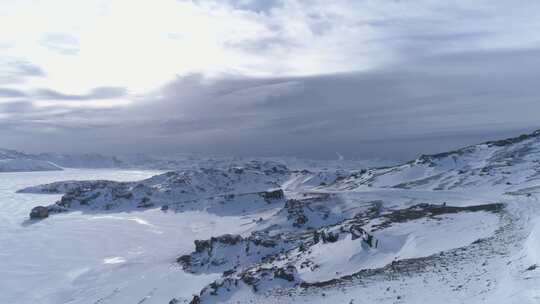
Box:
[2,130,540,304]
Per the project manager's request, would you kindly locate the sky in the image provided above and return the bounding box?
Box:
[1,0,540,160]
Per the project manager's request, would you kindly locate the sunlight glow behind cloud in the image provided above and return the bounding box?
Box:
[1,0,540,158]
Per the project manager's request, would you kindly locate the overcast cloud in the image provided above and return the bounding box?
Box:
[1,0,540,160]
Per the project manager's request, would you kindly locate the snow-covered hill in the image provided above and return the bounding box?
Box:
[0,159,62,172]
[19,130,540,304]
[0,148,123,168]
[0,149,62,172]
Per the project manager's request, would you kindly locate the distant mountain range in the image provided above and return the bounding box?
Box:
[0,148,396,173]
[0,148,125,171]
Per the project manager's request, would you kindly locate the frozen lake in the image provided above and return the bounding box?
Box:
[0,169,250,304]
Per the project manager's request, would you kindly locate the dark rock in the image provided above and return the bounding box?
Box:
[274,266,296,282]
[241,273,258,287]
[212,234,243,245]
[350,225,378,248]
[373,202,503,230]
[30,206,49,219]
[321,231,338,243]
[137,197,154,208]
[189,295,201,304]
[261,189,285,201]
[193,234,242,255]
[177,255,192,266]
[313,231,320,243]
[194,240,212,253]
[285,199,308,227]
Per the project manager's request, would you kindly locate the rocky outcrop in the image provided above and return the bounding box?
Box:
[22,164,290,216]
[29,205,67,219]
[260,189,285,201]
[186,265,302,303]
[178,231,290,274]
[372,202,503,230]
[284,199,308,228]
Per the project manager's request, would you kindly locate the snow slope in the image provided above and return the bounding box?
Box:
[325,130,540,192]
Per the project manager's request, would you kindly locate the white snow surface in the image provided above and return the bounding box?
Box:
[0,169,268,304]
[293,211,499,283]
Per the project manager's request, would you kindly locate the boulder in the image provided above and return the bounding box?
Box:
[30,206,49,219]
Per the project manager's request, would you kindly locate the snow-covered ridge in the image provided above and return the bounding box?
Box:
[320,129,540,192]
